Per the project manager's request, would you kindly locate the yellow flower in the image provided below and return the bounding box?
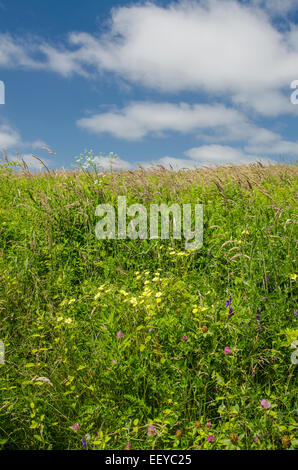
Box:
[155,292,162,298]
[65,318,72,324]
[156,298,162,304]
[193,308,198,314]
[290,274,297,281]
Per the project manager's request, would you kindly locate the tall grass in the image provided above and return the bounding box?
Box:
[0,160,297,450]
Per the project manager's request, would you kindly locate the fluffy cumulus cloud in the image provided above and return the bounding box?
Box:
[77,102,243,140]
[0,123,21,149]
[142,144,276,170]
[92,155,134,170]
[0,122,49,170]
[1,0,298,115]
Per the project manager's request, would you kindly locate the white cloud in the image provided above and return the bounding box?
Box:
[0,122,47,168]
[76,99,298,161]
[92,155,134,170]
[1,1,298,116]
[77,101,243,140]
[143,145,276,170]
[250,0,297,15]
[184,144,273,164]
[13,154,51,171]
[0,123,21,149]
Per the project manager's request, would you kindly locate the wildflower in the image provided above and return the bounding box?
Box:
[175,429,182,439]
[112,360,117,365]
[262,297,268,301]
[294,311,298,316]
[260,399,271,409]
[290,274,297,281]
[182,335,188,342]
[281,436,291,449]
[230,433,238,445]
[155,292,162,298]
[207,435,215,443]
[125,443,132,450]
[72,423,80,430]
[148,328,154,332]
[202,326,208,333]
[81,438,87,450]
[117,331,124,339]
[253,435,260,444]
[85,434,91,440]
[147,424,157,437]
[225,294,232,308]
[228,307,234,318]
[224,347,232,355]
[193,308,199,314]
[65,318,72,324]
[206,422,211,428]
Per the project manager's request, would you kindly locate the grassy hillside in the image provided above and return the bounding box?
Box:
[0,160,297,450]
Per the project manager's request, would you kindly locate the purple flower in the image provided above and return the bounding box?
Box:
[117,331,124,339]
[225,294,232,308]
[182,335,188,342]
[81,438,87,450]
[72,423,80,430]
[206,421,212,428]
[147,424,157,437]
[207,435,215,442]
[253,435,261,443]
[148,328,154,332]
[125,443,132,450]
[224,346,232,355]
[262,297,268,301]
[228,306,234,318]
[260,399,271,410]
[294,311,298,316]
[112,360,117,365]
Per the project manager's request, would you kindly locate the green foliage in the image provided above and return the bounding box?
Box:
[0,162,297,450]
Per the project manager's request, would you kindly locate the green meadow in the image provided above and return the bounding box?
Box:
[0,157,297,450]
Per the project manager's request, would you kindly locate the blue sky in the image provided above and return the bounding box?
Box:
[0,0,298,170]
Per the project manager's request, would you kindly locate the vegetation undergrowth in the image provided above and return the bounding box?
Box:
[0,155,297,450]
